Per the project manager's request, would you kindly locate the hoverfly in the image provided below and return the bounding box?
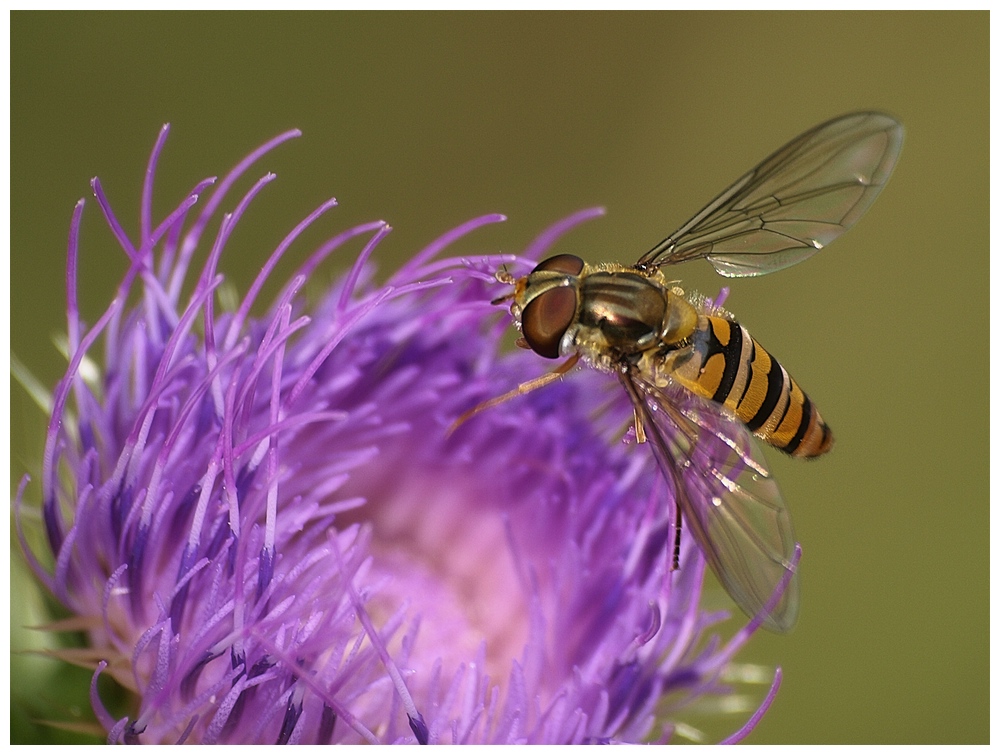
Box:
[460,112,903,633]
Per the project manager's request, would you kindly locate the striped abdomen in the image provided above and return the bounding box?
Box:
[680,315,833,458]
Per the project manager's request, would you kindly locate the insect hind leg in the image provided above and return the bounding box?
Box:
[672,506,682,571]
[656,400,703,572]
[620,372,701,573]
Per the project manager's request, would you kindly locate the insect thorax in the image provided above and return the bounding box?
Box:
[565,269,701,375]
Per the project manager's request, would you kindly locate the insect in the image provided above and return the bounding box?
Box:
[462,112,904,632]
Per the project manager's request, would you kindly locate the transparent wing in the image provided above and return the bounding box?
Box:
[636,111,904,277]
[620,372,800,632]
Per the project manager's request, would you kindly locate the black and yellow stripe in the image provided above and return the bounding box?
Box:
[680,316,833,458]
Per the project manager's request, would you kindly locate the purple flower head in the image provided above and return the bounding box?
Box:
[16,126,792,744]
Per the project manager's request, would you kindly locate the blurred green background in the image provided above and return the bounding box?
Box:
[11,12,987,744]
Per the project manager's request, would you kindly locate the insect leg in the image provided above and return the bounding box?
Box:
[673,506,682,571]
[632,404,647,444]
[619,372,685,571]
[448,353,581,433]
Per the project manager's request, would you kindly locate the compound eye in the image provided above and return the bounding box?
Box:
[522,286,577,359]
[531,253,585,276]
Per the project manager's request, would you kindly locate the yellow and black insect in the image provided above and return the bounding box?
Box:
[465,112,904,632]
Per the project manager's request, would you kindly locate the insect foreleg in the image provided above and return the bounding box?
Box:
[449,353,581,433]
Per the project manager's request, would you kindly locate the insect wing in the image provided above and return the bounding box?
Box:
[621,372,800,632]
[637,111,904,277]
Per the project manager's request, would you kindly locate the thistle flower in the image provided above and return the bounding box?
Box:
[15,126,790,744]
